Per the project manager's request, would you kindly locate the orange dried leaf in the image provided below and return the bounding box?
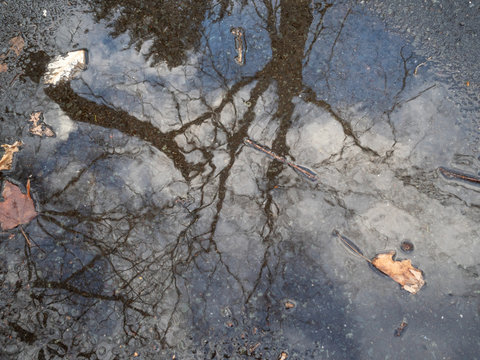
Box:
[371,251,424,294]
[0,63,7,73]
[284,301,295,309]
[26,179,31,199]
[0,181,37,231]
[9,36,25,56]
[28,112,55,137]
[0,141,22,171]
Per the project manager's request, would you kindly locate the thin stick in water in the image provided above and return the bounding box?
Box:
[332,230,371,263]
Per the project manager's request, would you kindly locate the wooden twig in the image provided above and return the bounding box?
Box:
[414,57,432,76]
[20,226,45,253]
[332,230,371,263]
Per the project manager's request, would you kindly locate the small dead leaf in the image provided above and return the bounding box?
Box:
[0,63,7,73]
[0,141,22,171]
[8,36,24,57]
[371,251,425,294]
[278,352,288,360]
[0,181,37,230]
[394,320,408,337]
[284,300,295,309]
[9,36,25,56]
[28,112,55,137]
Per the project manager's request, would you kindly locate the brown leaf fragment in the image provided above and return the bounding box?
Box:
[9,36,25,56]
[278,352,288,360]
[394,320,408,337]
[26,178,31,199]
[371,251,425,294]
[0,141,22,171]
[284,300,296,309]
[28,112,55,137]
[0,63,7,73]
[0,181,37,230]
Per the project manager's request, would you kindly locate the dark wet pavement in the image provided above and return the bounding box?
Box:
[1,0,479,359]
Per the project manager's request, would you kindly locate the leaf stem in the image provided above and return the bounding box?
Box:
[20,226,45,253]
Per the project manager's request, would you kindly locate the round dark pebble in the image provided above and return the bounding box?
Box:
[400,241,414,253]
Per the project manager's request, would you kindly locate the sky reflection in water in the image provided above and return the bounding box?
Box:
[1,0,479,359]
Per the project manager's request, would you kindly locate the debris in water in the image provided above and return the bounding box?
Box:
[44,49,88,85]
[0,141,22,171]
[413,56,432,75]
[371,251,424,294]
[394,320,408,337]
[438,166,480,186]
[0,36,24,72]
[400,240,414,253]
[9,36,25,56]
[333,231,425,294]
[231,27,246,65]
[244,137,318,181]
[284,300,296,309]
[0,181,38,231]
[28,111,55,137]
[332,229,368,260]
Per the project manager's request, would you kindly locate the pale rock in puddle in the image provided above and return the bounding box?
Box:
[44,49,88,85]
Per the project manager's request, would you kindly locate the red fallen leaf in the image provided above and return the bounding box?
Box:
[0,181,37,230]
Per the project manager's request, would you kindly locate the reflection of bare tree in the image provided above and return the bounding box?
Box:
[3,0,477,358]
[93,0,210,67]
[30,0,361,357]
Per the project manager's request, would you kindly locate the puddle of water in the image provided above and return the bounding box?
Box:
[1,0,479,359]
